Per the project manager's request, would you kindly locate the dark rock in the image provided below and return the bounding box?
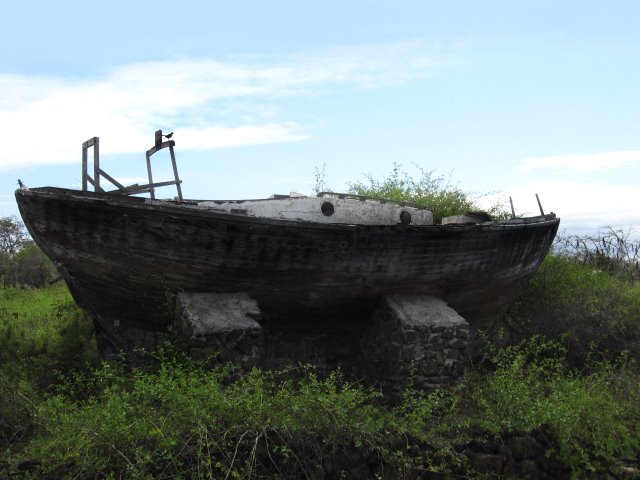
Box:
[610,460,640,479]
[520,458,540,479]
[506,435,543,460]
[468,453,503,474]
[497,444,513,462]
[448,338,467,349]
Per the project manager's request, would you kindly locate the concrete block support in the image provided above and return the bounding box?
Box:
[175,292,264,365]
[361,294,470,396]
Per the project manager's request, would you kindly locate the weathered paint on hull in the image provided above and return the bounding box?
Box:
[16,187,559,332]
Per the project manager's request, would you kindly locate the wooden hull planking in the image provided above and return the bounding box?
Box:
[16,187,560,330]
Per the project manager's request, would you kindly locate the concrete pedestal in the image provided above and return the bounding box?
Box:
[175,292,264,365]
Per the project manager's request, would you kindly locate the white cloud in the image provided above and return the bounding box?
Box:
[519,151,640,172]
[0,43,437,170]
[477,180,640,232]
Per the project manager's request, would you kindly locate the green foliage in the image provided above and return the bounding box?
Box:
[0,284,97,452]
[345,163,506,223]
[0,216,56,287]
[460,337,640,476]
[12,358,396,479]
[0,215,27,256]
[0,283,96,369]
[8,242,57,287]
[1,335,639,478]
[505,254,640,366]
[0,363,40,447]
[312,163,331,194]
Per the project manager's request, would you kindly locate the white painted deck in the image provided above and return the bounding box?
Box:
[194,194,434,225]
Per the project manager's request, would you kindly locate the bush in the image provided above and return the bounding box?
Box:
[459,337,640,476]
[554,227,640,282]
[0,216,56,288]
[12,357,398,479]
[7,242,57,287]
[316,163,507,223]
[0,284,97,452]
[504,254,640,367]
[2,337,639,479]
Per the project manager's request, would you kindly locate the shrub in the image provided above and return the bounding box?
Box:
[554,227,640,282]
[7,242,57,287]
[316,163,507,223]
[13,357,399,479]
[0,216,56,288]
[504,255,640,367]
[459,337,640,476]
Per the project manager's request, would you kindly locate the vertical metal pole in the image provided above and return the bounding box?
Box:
[146,152,155,200]
[169,144,183,201]
[509,197,516,219]
[82,144,88,192]
[93,137,100,191]
[535,193,545,216]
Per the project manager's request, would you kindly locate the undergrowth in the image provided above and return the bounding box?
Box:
[0,283,97,373]
[1,335,638,479]
[505,254,640,367]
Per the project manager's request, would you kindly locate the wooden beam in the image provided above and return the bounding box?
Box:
[86,175,105,193]
[97,168,126,190]
[106,180,182,196]
[146,140,175,157]
[169,144,183,201]
[146,152,155,200]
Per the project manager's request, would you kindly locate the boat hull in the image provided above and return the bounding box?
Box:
[16,187,559,335]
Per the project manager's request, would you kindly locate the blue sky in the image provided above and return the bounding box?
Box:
[1,1,639,234]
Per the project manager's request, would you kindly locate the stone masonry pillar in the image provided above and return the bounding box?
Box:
[361,295,470,396]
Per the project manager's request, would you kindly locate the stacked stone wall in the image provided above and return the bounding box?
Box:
[361,294,470,396]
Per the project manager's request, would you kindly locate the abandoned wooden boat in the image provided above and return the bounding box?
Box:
[15,133,560,350]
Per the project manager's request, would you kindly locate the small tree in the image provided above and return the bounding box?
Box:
[0,216,27,255]
[0,216,56,287]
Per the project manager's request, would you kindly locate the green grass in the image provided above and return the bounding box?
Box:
[0,284,97,449]
[0,283,97,367]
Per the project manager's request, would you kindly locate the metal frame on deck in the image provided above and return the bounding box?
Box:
[81,130,183,201]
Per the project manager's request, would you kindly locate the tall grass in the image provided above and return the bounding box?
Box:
[0,284,97,448]
[0,283,96,369]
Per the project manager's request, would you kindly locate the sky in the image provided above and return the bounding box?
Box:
[1,0,639,235]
